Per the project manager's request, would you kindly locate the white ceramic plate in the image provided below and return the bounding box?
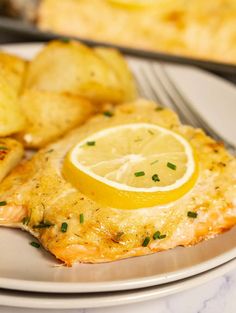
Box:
[0,43,236,294]
[1,258,236,309]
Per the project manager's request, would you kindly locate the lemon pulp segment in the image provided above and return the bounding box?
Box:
[63,123,198,209]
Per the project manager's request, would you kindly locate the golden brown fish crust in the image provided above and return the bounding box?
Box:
[0,100,236,265]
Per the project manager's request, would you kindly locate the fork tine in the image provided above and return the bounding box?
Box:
[139,62,172,107]
[155,64,236,153]
[131,63,160,102]
[149,63,196,124]
[140,61,193,124]
[152,63,202,127]
[130,57,235,153]
[156,64,214,127]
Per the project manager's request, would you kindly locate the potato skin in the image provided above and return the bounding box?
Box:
[0,137,24,183]
[17,89,94,148]
[25,40,137,104]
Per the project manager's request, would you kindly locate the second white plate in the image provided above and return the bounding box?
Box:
[1,258,236,309]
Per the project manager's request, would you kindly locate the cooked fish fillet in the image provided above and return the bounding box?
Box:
[0,100,235,265]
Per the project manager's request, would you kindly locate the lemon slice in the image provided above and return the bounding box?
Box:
[63,123,198,209]
[107,0,156,9]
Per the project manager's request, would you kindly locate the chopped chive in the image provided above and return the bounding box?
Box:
[61,222,68,233]
[112,231,124,243]
[167,162,177,170]
[22,216,30,225]
[153,231,161,240]
[0,201,7,206]
[0,146,8,150]
[30,241,40,248]
[33,221,54,229]
[153,231,166,240]
[187,211,198,218]
[116,231,124,240]
[80,213,84,224]
[60,38,70,43]
[86,141,96,146]
[155,107,164,111]
[152,174,160,182]
[142,236,150,247]
[134,171,145,177]
[150,160,158,165]
[148,130,154,135]
[103,111,113,117]
[46,149,54,153]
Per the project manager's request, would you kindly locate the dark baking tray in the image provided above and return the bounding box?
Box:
[0,16,236,75]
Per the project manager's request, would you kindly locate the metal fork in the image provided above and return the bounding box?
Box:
[129,59,236,155]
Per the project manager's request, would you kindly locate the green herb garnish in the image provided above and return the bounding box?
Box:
[22,216,30,225]
[61,222,68,233]
[103,111,113,117]
[30,241,40,248]
[46,149,54,153]
[142,236,150,247]
[153,231,161,240]
[86,141,96,146]
[187,211,198,218]
[152,174,160,182]
[112,231,124,243]
[150,160,158,165]
[167,162,177,170]
[134,171,145,177]
[80,213,84,224]
[148,130,154,135]
[33,221,54,229]
[60,38,70,43]
[0,146,8,150]
[0,201,7,206]
[155,107,164,111]
[153,231,166,240]
[115,231,124,240]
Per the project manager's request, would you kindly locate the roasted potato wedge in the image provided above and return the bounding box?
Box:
[0,51,27,94]
[0,51,27,136]
[0,138,24,183]
[17,89,93,148]
[25,40,137,104]
[94,47,137,102]
[0,77,26,137]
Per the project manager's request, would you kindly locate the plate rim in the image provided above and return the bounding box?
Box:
[0,243,236,293]
[0,258,236,309]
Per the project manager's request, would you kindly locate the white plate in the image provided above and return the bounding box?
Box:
[0,43,236,294]
[1,258,236,309]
